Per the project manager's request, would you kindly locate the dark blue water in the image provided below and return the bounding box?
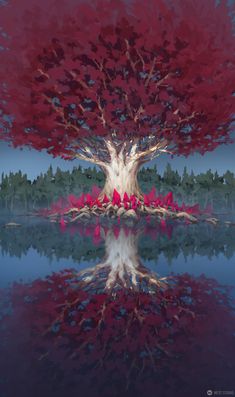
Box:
[0,217,235,397]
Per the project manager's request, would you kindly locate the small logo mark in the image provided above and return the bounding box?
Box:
[207,391,213,396]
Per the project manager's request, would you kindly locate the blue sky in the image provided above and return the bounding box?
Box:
[0,140,234,180]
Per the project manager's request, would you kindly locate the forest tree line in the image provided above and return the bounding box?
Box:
[0,222,234,262]
[0,164,235,213]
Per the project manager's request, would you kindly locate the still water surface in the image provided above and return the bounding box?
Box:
[0,217,235,397]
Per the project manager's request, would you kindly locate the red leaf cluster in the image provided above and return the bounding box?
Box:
[0,0,234,160]
[42,186,208,218]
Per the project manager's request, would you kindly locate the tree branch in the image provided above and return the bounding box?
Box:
[105,138,118,161]
[135,49,145,70]
[145,57,156,88]
[43,94,81,133]
[125,39,138,73]
[123,91,134,120]
[67,138,109,166]
[134,139,169,162]
[69,71,93,92]
[97,96,107,127]
[74,151,106,167]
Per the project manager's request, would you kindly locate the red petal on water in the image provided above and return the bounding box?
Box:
[94,225,101,238]
[85,194,93,207]
[123,192,129,202]
[59,218,66,228]
[94,198,102,208]
[165,191,173,205]
[102,194,110,204]
[130,195,137,210]
[144,195,150,206]
[131,201,138,210]
[112,189,121,206]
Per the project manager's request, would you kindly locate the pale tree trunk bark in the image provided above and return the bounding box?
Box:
[96,139,145,200]
[80,228,166,291]
[75,137,169,201]
[104,229,140,289]
[100,157,142,200]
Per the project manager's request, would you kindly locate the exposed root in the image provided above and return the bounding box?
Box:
[53,229,168,293]
[70,255,167,292]
[205,217,219,226]
[43,188,227,225]
[48,202,202,224]
[46,202,227,227]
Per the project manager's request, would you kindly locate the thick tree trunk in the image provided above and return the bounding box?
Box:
[100,158,142,200]
[79,229,166,291]
[104,229,140,289]
[76,138,169,201]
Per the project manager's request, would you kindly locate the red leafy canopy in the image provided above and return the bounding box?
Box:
[1,271,235,397]
[0,0,234,158]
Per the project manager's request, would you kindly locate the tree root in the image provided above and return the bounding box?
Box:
[46,201,230,227]
[47,202,203,223]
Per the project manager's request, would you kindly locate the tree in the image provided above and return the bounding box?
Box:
[223,170,235,187]
[1,229,235,396]
[0,0,234,201]
[223,170,235,209]
[163,163,181,186]
[181,167,195,193]
[213,170,224,187]
[1,219,235,263]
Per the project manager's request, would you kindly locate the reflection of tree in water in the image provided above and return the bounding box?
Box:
[79,228,166,290]
[0,226,235,397]
[0,222,105,262]
[140,223,235,262]
[0,221,235,263]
